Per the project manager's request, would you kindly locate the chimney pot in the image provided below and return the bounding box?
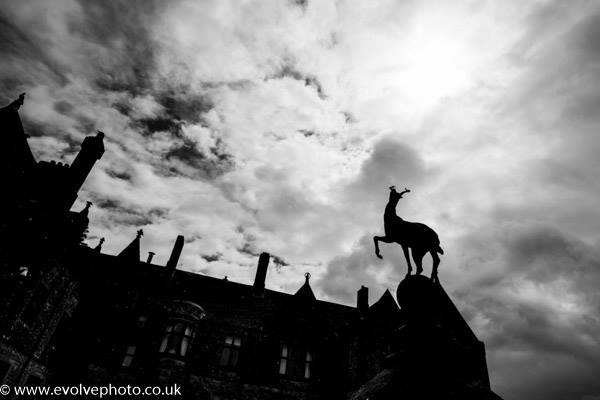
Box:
[147,251,155,264]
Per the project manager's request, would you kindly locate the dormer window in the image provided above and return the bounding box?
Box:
[159,322,194,357]
[219,336,242,367]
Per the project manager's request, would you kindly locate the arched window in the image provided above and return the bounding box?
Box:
[159,322,195,357]
[158,300,204,359]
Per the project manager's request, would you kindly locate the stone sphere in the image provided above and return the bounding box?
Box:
[396,274,436,315]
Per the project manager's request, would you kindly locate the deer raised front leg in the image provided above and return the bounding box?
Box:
[373,236,394,259]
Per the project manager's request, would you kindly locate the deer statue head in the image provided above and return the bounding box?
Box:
[388,186,411,204]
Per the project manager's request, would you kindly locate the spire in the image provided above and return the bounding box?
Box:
[294,272,316,302]
[94,237,105,252]
[118,229,143,262]
[3,93,25,112]
[79,201,92,218]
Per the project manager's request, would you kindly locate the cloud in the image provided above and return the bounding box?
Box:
[452,223,600,400]
[3,0,600,398]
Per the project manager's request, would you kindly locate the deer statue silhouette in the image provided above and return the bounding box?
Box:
[373,186,444,281]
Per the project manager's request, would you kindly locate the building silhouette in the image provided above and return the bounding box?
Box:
[0,95,502,399]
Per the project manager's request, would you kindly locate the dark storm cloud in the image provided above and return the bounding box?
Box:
[298,129,315,137]
[0,14,68,92]
[267,63,326,99]
[106,169,133,182]
[348,136,427,203]
[157,93,213,126]
[50,99,97,135]
[453,221,600,400]
[342,111,356,124]
[291,0,308,10]
[95,199,169,227]
[71,0,166,95]
[201,253,221,263]
[131,91,214,135]
[164,139,234,180]
[270,254,289,268]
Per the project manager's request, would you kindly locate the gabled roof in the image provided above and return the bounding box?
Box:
[294,272,316,302]
[369,289,400,318]
[118,229,143,262]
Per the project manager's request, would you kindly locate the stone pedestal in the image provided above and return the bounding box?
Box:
[348,274,503,400]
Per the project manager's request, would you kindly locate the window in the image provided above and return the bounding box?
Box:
[278,345,289,375]
[279,344,313,379]
[159,322,194,357]
[304,351,312,379]
[219,336,242,367]
[122,345,136,367]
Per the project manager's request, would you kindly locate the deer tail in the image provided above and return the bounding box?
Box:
[436,245,444,254]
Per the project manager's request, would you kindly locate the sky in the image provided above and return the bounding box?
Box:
[1,0,600,398]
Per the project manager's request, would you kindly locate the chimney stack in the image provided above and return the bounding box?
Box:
[357,285,369,313]
[253,252,270,295]
[146,251,155,264]
[166,235,184,271]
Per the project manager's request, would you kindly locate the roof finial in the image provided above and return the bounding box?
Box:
[294,272,316,301]
[94,237,105,252]
[7,93,25,111]
[79,201,92,218]
[136,229,144,239]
